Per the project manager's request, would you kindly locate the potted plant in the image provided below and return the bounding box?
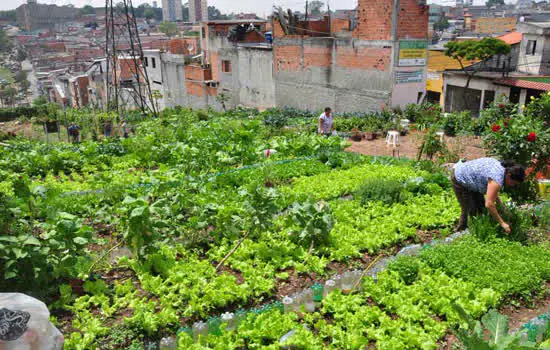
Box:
[350,128,362,142]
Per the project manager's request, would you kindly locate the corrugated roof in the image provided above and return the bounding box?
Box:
[494,78,550,91]
[498,31,523,45]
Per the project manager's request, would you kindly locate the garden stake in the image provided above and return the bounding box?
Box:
[88,239,126,274]
[216,231,250,272]
[351,254,385,293]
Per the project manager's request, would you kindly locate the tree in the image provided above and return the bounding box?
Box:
[14,71,28,84]
[0,28,12,52]
[309,1,325,16]
[434,17,450,31]
[79,5,95,16]
[16,50,27,62]
[144,8,156,22]
[208,6,229,20]
[486,0,505,7]
[0,10,17,22]
[0,87,17,107]
[33,95,48,106]
[158,21,178,37]
[445,38,511,105]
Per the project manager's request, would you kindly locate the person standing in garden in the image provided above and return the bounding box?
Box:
[68,123,80,143]
[120,119,129,138]
[452,158,526,233]
[318,107,334,136]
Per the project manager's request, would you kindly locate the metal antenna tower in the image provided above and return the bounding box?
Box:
[104,0,157,116]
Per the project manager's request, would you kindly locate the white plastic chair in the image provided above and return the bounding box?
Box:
[436,132,445,142]
[386,131,400,147]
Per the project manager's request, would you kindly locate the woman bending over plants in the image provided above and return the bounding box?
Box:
[451,158,526,232]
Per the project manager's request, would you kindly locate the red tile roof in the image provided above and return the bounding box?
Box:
[494,78,550,91]
[498,31,523,45]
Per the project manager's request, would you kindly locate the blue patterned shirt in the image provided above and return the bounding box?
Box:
[454,158,505,194]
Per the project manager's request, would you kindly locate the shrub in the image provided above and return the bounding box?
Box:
[417,129,448,161]
[440,111,473,136]
[355,178,409,206]
[484,113,550,168]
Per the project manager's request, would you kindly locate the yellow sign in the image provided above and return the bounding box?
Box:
[399,40,428,67]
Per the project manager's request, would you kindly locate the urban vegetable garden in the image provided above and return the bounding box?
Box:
[0,98,549,349]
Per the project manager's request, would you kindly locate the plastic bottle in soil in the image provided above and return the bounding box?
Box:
[333,274,342,289]
[192,321,208,342]
[312,283,323,303]
[221,312,236,331]
[159,336,177,349]
[283,296,294,313]
[235,309,247,327]
[324,280,336,297]
[341,271,354,294]
[292,292,304,312]
[352,270,363,288]
[207,316,223,336]
[303,290,315,313]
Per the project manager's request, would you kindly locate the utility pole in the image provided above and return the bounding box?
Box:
[305,0,308,21]
[327,2,331,35]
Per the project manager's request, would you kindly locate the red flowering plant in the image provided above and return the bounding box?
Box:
[475,98,517,135]
[484,113,549,169]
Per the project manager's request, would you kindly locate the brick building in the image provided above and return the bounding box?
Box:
[272,0,429,112]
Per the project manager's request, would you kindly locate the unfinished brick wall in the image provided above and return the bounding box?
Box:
[274,46,301,72]
[303,46,332,68]
[353,0,393,40]
[185,65,212,81]
[353,0,428,40]
[397,0,429,39]
[337,47,391,71]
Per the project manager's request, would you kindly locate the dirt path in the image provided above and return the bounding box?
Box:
[346,132,487,161]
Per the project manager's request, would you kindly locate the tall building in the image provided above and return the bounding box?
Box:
[189,0,208,23]
[162,0,183,22]
[152,1,158,8]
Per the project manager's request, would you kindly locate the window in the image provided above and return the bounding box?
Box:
[144,57,148,67]
[152,57,156,68]
[526,40,537,55]
[222,60,232,73]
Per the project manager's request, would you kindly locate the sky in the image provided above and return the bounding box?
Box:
[0,0,511,15]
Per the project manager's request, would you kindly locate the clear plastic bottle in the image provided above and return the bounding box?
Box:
[293,292,304,312]
[221,312,236,331]
[192,321,208,342]
[303,289,315,312]
[341,271,354,294]
[159,336,177,349]
[283,296,294,313]
[324,279,336,297]
[333,274,342,289]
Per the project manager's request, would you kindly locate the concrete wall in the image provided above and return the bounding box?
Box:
[160,53,188,108]
[273,37,392,112]
[517,33,550,75]
[237,47,275,109]
[442,73,510,115]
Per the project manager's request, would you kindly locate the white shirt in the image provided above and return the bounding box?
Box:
[319,113,333,134]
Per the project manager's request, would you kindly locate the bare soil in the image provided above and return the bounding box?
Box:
[346,132,487,161]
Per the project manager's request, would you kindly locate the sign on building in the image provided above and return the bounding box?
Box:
[398,40,428,67]
[395,70,424,84]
